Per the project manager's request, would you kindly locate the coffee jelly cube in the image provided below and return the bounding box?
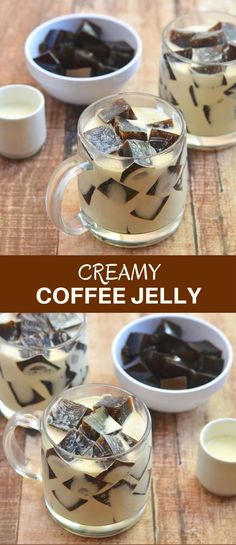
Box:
[84,125,121,154]
[94,395,133,424]
[154,319,182,339]
[156,334,196,366]
[198,354,224,375]
[114,117,147,141]
[82,407,121,440]
[48,398,90,431]
[160,376,187,390]
[98,98,137,124]
[34,51,64,75]
[121,332,158,364]
[124,357,159,386]
[169,29,195,48]
[119,140,156,162]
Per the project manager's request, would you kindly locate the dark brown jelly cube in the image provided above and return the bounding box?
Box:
[34,51,64,74]
[160,376,187,390]
[156,334,196,365]
[192,64,223,75]
[141,348,171,370]
[131,196,170,221]
[94,395,133,424]
[118,139,156,159]
[120,432,137,448]
[93,64,117,76]
[188,340,222,358]
[190,30,226,48]
[154,319,182,339]
[84,125,121,154]
[52,329,70,346]
[97,434,125,455]
[75,21,108,60]
[16,355,59,373]
[76,20,102,40]
[120,162,145,183]
[97,178,138,203]
[48,399,90,431]
[142,349,192,380]
[148,118,174,129]
[114,117,147,141]
[81,39,109,62]
[82,407,121,440]
[140,349,169,377]
[150,128,179,148]
[39,29,60,53]
[59,429,94,455]
[106,40,134,55]
[163,53,176,80]
[0,320,21,342]
[208,22,236,33]
[66,67,93,77]
[224,82,236,97]
[175,48,193,59]
[121,332,158,364]
[124,358,159,386]
[224,43,236,61]
[159,357,195,382]
[98,98,137,123]
[169,29,195,48]
[189,371,215,388]
[58,430,79,453]
[148,138,172,153]
[54,29,76,49]
[108,49,133,68]
[72,49,100,70]
[198,354,224,375]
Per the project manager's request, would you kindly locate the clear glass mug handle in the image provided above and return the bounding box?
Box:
[46,154,91,236]
[3,409,42,481]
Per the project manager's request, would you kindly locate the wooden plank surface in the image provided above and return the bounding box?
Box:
[0,0,236,255]
[0,312,236,544]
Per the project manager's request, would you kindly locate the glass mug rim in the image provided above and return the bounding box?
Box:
[0,312,86,352]
[42,382,152,462]
[77,91,186,160]
[162,10,236,67]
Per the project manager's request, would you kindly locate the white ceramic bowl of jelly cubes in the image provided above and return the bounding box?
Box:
[112,314,233,413]
[24,13,142,105]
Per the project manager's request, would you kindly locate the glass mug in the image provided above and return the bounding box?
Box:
[0,313,88,419]
[159,11,236,149]
[3,384,152,537]
[46,92,188,247]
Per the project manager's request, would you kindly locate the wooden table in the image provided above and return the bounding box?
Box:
[1,0,236,256]
[0,312,236,545]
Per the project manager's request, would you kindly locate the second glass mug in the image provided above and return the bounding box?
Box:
[3,384,152,538]
[46,92,188,248]
[0,313,88,419]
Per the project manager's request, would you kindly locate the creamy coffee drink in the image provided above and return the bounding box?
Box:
[160,13,236,147]
[42,388,152,535]
[76,93,187,245]
[0,313,88,418]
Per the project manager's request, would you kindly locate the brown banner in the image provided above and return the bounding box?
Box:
[0,256,235,312]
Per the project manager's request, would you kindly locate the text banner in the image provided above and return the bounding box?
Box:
[0,256,235,312]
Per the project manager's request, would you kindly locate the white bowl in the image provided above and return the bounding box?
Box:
[24,13,142,105]
[112,314,233,413]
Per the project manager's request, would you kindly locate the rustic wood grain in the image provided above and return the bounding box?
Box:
[0,417,23,544]
[0,313,235,544]
[1,0,236,254]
